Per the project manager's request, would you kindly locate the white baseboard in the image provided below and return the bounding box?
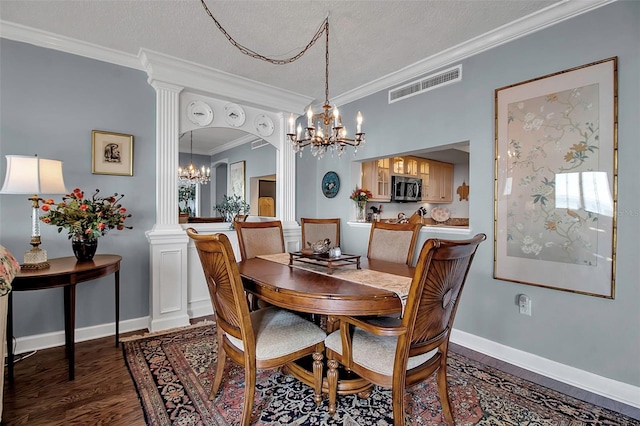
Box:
[187,300,214,319]
[13,316,149,355]
[10,317,639,410]
[451,328,640,410]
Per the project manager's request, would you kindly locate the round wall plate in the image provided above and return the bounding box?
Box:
[431,206,451,222]
[254,114,275,137]
[224,103,246,127]
[186,100,214,126]
[322,171,340,198]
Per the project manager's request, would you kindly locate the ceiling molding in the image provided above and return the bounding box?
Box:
[332,0,617,107]
[139,49,313,114]
[0,20,142,70]
[207,134,260,156]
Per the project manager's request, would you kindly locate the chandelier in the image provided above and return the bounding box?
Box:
[199,2,365,158]
[178,131,210,185]
[286,21,364,158]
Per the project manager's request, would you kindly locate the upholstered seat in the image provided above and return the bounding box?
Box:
[187,229,326,426]
[325,234,487,425]
[300,217,340,249]
[367,221,422,265]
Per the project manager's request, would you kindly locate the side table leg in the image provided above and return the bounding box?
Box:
[64,285,76,380]
[7,291,14,384]
[115,270,120,346]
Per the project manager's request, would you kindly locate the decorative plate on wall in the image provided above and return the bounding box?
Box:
[224,103,246,127]
[322,171,340,198]
[187,100,214,127]
[254,114,275,137]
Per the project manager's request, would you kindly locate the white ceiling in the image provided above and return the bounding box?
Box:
[1,0,606,154]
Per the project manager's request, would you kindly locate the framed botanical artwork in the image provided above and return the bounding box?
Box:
[91,130,134,176]
[229,161,245,199]
[494,57,617,298]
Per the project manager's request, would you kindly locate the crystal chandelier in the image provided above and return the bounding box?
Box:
[178,131,210,185]
[286,21,365,159]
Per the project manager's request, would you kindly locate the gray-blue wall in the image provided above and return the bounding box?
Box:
[1,1,638,389]
[298,1,639,386]
[0,39,156,336]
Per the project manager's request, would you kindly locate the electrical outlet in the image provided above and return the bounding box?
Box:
[518,294,532,316]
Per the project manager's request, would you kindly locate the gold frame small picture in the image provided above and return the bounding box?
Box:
[91,130,134,176]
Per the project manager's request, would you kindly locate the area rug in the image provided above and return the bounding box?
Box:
[122,322,638,425]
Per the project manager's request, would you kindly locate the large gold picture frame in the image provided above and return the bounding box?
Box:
[494,57,617,298]
[92,130,134,176]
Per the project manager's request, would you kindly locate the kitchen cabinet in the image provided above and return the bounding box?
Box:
[392,156,418,176]
[422,160,453,203]
[362,158,391,201]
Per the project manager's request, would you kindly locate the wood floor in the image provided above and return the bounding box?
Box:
[2,324,638,425]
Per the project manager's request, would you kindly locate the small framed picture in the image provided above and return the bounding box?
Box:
[91,130,134,176]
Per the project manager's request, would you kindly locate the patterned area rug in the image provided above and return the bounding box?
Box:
[122,322,637,425]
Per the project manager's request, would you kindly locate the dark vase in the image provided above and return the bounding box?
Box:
[72,234,98,261]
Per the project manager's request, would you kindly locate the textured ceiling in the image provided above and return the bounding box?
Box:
[2,0,572,154]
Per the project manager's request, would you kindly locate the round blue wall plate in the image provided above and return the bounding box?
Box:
[322,171,340,198]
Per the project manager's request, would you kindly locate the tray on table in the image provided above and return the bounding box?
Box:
[289,251,361,275]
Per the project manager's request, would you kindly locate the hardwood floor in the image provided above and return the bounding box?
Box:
[2,325,638,425]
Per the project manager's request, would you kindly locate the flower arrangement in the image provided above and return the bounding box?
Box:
[349,186,373,202]
[215,194,250,222]
[40,188,133,239]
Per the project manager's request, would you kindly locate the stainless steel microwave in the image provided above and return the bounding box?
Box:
[391,175,422,202]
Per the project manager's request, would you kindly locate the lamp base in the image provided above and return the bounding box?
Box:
[22,247,50,270]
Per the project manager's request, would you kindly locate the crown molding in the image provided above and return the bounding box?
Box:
[139,49,313,114]
[207,133,260,156]
[332,0,617,106]
[0,20,142,70]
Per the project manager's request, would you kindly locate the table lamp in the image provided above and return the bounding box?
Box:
[0,154,68,269]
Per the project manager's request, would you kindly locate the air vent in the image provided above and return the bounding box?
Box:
[389,65,462,104]
[251,140,270,150]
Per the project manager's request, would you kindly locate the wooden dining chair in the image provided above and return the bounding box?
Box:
[367,221,422,266]
[234,220,285,260]
[186,229,326,426]
[300,217,340,249]
[325,233,487,425]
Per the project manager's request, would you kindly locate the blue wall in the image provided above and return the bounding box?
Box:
[0,40,156,336]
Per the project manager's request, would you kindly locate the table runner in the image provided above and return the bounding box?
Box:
[256,253,412,313]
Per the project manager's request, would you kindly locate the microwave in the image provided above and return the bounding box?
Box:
[391,176,422,202]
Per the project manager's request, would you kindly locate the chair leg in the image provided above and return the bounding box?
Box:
[391,385,406,426]
[326,359,338,415]
[241,365,257,426]
[210,331,226,400]
[437,364,454,426]
[312,349,324,406]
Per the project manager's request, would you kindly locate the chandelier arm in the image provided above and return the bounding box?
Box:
[200,0,328,66]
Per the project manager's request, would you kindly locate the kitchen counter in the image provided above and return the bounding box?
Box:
[347,220,472,236]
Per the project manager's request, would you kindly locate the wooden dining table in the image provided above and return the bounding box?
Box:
[237,256,415,400]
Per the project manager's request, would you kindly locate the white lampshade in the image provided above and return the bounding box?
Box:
[0,155,68,195]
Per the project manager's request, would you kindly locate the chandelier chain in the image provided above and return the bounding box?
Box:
[200,0,328,66]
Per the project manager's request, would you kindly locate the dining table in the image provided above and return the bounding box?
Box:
[237,254,415,402]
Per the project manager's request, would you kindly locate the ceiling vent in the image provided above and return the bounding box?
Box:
[388,65,462,104]
[251,139,270,150]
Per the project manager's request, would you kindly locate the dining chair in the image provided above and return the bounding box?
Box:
[186,229,326,426]
[367,221,422,266]
[300,217,340,249]
[234,219,285,260]
[325,233,487,425]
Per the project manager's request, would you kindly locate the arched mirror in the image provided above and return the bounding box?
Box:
[178,127,278,221]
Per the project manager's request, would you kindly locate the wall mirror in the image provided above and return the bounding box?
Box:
[178,127,278,220]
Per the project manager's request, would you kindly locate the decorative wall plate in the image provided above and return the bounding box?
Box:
[431,206,451,222]
[254,114,275,137]
[224,103,246,127]
[322,171,340,198]
[186,100,214,127]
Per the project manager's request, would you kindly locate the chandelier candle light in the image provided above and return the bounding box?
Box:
[178,131,211,185]
[287,20,365,158]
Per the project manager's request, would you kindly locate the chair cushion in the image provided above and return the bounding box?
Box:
[368,228,415,264]
[325,328,436,376]
[227,307,326,360]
